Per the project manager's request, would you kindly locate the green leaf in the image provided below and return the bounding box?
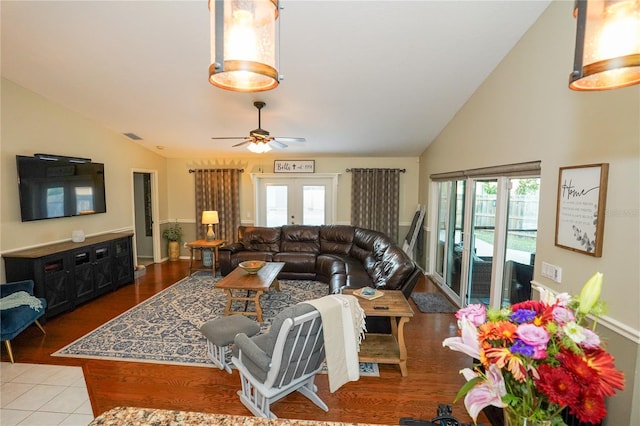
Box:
[454,377,482,402]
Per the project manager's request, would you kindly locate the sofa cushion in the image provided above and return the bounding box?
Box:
[235,252,275,264]
[238,226,281,252]
[319,225,355,255]
[316,254,347,278]
[280,225,320,253]
[345,269,374,288]
[350,228,391,262]
[274,252,317,274]
[371,246,415,290]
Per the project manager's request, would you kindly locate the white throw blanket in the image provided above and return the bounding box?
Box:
[305,294,366,393]
[0,291,43,311]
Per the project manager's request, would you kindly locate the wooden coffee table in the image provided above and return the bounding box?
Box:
[344,289,414,376]
[216,262,285,322]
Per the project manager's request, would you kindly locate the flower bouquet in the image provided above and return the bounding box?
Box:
[443,272,624,425]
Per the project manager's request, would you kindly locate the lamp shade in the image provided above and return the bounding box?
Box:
[570,0,640,90]
[209,0,280,92]
[202,210,219,225]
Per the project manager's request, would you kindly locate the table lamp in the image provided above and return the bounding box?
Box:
[202,210,219,241]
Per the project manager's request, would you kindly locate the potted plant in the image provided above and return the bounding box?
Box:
[162,220,183,261]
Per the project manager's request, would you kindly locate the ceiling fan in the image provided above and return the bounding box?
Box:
[211,101,306,152]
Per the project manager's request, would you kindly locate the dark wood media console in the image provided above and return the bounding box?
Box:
[3,232,134,318]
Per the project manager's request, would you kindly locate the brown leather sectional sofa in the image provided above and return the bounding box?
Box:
[218,225,421,298]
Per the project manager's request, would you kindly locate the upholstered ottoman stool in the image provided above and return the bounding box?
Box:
[199,315,260,374]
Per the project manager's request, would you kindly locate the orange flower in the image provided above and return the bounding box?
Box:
[478,321,517,348]
[484,347,527,382]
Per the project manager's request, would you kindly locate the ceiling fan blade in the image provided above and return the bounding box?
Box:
[232,140,253,147]
[273,137,306,143]
[211,136,246,140]
[270,140,288,149]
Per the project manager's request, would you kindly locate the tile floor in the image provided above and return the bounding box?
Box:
[0,362,94,426]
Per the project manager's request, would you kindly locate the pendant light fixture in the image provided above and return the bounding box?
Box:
[209,0,280,92]
[570,0,640,91]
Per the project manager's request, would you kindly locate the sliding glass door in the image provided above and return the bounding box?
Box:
[501,177,539,307]
[466,180,497,305]
[431,173,540,309]
[434,180,465,305]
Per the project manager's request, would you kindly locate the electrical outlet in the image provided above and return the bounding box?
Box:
[541,261,562,283]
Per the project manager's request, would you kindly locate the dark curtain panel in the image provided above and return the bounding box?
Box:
[194,169,242,243]
[350,168,401,241]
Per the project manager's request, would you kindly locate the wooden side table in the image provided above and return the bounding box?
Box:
[186,239,225,277]
[344,289,414,376]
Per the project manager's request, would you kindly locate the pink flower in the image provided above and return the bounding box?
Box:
[581,328,601,348]
[552,306,576,324]
[443,318,481,359]
[455,303,486,327]
[517,323,549,359]
[460,365,506,422]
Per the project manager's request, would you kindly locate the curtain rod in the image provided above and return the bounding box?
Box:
[189,168,244,173]
[345,168,406,173]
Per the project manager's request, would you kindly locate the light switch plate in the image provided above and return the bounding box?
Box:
[541,261,562,283]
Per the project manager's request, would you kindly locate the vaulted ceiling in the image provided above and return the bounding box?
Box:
[1,1,551,158]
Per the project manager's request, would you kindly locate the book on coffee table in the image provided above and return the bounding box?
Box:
[354,287,384,300]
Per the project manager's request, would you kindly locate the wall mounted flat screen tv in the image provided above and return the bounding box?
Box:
[16,155,107,222]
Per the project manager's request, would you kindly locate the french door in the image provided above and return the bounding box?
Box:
[253,174,338,226]
[431,174,540,309]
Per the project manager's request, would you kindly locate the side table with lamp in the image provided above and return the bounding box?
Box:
[186,210,225,276]
[186,239,225,277]
[201,210,219,267]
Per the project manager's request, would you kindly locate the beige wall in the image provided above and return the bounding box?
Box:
[418,1,639,424]
[0,79,169,279]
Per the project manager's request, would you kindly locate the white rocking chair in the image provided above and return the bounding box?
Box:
[231,303,327,419]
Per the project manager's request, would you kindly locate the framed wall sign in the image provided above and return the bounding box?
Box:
[274,160,315,173]
[555,163,609,257]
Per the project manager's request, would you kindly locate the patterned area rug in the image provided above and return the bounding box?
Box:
[410,292,458,313]
[53,272,378,376]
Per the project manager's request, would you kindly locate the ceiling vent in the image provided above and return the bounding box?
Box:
[123,132,143,140]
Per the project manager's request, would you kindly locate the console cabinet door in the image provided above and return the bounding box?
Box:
[41,255,74,317]
[73,249,94,305]
[94,244,113,295]
[113,237,133,287]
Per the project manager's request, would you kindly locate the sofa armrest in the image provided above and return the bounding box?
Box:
[0,280,35,298]
[398,265,421,299]
[219,242,244,254]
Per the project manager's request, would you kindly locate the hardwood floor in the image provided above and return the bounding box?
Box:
[1,261,490,425]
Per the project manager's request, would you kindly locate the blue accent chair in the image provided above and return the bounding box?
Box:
[1,280,47,363]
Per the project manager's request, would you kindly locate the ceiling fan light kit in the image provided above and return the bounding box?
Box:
[247,141,272,153]
[569,0,640,91]
[209,0,281,92]
[211,101,306,153]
